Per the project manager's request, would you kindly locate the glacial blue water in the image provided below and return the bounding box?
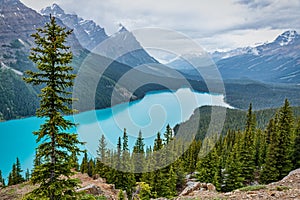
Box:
[0,88,232,180]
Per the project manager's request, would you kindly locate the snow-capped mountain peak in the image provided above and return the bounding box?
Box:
[118,24,128,33]
[274,30,299,46]
[41,3,65,16]
[41,4,108,51]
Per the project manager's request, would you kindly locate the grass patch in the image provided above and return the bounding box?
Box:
[275,186,290,191]
[238,185,266,191]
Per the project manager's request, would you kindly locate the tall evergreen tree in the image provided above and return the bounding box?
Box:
[87,158,95,177]
[223,141,244,192]
[97,134,108,163]
[260,118,280,184]
[254,129,266,168]
[80,152,89,174]
[69,151,79,171]
[293,119,300,168]
[163,166,177,198]
[15,157,24,184]
[23,16,84,199]
[277,99,294,179]
[25,169,30,182]
[153,132,163,151]
[197,148,220,185]
[164,124,173,145]
[33,150,41,168]
[120,129,135,196]
[239,104,256,184]
[8,172,12,186]
[122,128,129,152]
[185,139,201,173]
[8,158,24,186]
[0,170,5,187]
[8,164,16,186]
[96,134,109,178]
[133,130,145,181]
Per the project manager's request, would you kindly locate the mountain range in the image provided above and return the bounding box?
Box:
[0,0,200,120]
[41,4,158,67]
[0,0,300,121]
[167,30,300,83]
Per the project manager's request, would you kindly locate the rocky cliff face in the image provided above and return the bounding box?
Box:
[41,4,108,51]
[0,0,82,69]
[0,0,45,42]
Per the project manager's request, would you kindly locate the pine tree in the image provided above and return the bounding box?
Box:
[87,158,95,177]
[277,99,294,179]
[8,158,24,186]
[239,104,256,184]
[8,173,12,186]
[120,129,136,197]
[153,132,163,151]
[14,157,24,184]
[223,137,244,192]
[133,130,145,181]
[165,166,177,198]
[25,169,30,181]
[147,132,165,198]
[260,118,280,184]
[164,124,173,145]
[23,16,84,199]
[0,170,5,187]
[185,139,201,173]
[255,129,266,168]
[172,156,185,190]
[197,147,220,185]
[149,169,164,198]
[96,134,109,178]
[8,163,16,186]
[122,128,129,152]
[293,119,300,168]
[70,151,79,171]
[33,150,41,168]
[80,152,89,174]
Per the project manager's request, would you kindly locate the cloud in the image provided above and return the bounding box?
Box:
[235,0,272,9]
[20,0,300,51]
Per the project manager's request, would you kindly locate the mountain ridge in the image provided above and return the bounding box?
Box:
[166,30,300,83]
[41,4,159,67]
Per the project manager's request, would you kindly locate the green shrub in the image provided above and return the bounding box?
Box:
[275,186,290,191]
[238,185,266,191]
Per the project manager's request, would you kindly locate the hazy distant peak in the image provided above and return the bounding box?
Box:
[41,3,65,16]
[118,24,129,33]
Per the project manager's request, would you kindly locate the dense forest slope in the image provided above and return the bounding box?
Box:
[175,105,300,140]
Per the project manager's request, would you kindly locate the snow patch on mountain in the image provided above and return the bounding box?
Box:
[275,30,298,46]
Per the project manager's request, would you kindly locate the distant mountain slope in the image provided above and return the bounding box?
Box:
[167,30,300,84]
[41,4,158,67]
[216,30,300,83]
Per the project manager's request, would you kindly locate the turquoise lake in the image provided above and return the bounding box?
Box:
[0,88,232,179]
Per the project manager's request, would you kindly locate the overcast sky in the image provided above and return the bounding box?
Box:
[21,0,300,52]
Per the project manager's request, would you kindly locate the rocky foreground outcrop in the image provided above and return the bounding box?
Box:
[177,168,300,200]
[0,172,120,200]
[1,169,299,200]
